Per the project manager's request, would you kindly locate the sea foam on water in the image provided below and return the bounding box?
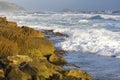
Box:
[1,12,120,58]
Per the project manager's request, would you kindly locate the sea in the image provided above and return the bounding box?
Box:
[1,11,120,80]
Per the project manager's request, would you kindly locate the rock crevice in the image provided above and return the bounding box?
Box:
[0,17,92,80]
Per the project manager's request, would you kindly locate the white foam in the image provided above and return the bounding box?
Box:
[78,19,89,23]
[55,28,120,57]
[1,12,120,58]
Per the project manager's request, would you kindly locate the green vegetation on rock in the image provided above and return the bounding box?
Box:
[0,17,93,80]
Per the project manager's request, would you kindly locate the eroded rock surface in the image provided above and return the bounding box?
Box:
[0,17,92,80]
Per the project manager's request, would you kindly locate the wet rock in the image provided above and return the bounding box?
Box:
[65,63,80,68]
[54,32,69,37]
[54,50,66,55]
[41,30,54,35]
[42,29,69,37]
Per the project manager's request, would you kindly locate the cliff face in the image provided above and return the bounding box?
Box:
[0,1,25,11]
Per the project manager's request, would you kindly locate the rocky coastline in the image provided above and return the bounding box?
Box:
[0,17,92,80]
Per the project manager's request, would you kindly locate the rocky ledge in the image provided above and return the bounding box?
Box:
[0,17,92,80]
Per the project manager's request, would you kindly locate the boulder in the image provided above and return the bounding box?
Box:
[0,17,93,80]
[49,54,67,65]
[41,30,69,37]
[66,70,93,80]
[41,30,54,35]
[7,55,33,65]
[54,32,69,37]
[7,65,31,80]
[54,50,66,55]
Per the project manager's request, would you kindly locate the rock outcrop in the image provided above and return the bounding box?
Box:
[0,17,92,80]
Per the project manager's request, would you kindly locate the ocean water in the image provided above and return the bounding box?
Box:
[1,11,120,58]
[1,11,120,80]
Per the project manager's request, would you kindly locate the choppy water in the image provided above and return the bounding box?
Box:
[1,11,120,80]
[1,11,120,58]
[64,52,120,80]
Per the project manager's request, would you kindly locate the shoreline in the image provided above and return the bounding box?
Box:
[42,29,120,80]
[0,17,92,80]
[64,52,120,80]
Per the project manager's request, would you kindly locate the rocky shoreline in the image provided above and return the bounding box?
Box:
[0,17,92,80]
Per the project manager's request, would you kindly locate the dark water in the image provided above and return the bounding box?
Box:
[64,52,120,80]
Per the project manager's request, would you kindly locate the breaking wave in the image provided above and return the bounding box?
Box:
[1,11,120,58]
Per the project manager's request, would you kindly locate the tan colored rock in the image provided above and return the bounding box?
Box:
[0,17,93,80]
[66,70,93,80]
[7,65,31,80]
[7,55,33,65]
[0,37,18,57]
[49,54,67,65]
[7,21,17,27]
[28,37,55,56]
[0,69,4,79]
[21,26,44,38]
[0,17,7,24]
